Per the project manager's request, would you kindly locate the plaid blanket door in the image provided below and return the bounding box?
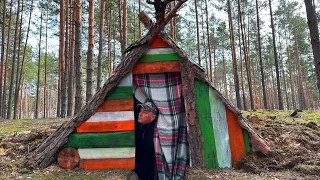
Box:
[133,73,189,180]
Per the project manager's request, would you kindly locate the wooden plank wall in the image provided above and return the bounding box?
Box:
[195,79,252,168]
[65,73,135,170]
[194,80,219,168]
[208,87,232,168]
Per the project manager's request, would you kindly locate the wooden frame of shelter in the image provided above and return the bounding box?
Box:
[35,5,270,170]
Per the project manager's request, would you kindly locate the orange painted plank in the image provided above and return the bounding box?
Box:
[79,157,135,170]
[58,148,80,169]
[149,36,170,48]
[132,61,181,74]
[97,99,133,112]
[76,120,134,132]
[225,106,246,167]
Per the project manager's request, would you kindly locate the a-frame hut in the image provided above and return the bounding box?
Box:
[36,12,270,171]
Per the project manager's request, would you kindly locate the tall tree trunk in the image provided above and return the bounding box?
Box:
[194,0,200,65]
[294,30,306,109]
[61,0,68,118]
[2,0,13,117]
[223,52,228,98]
[0,0,7,117]
[269,0,283,110]
[122,0,127,53]
[86,0,94,103]
[255,0,268,109]
[44,2,48,118]
[304,0,320,94]
[138,0,141,38]
[13,0,24,119]
[118,0,123,55]
[280,48,289,110]
[287,44,296,109]
[97,0,105,90]
[35,9,43,119]
[228,0,242,109]
[57,0,65,117]
[107,4,112,77]
[74,0,83,114]
[238,0,253,110]
[7,0,21,119]
[67,0,74,116]
[238,17,247,110]
[204,0,212,81]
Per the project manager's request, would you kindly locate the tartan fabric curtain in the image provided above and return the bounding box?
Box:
[133,72,189,180]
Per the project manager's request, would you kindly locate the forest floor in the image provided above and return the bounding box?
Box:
[0,110,319,180]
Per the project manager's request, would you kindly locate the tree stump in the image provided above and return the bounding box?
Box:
[57,148,80,169]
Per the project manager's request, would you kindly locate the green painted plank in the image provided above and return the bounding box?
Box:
[194,79,219,168]
[106,86,133,100]
[242,129,251,153]
[209,87,232,168]
[64,131,135,148]
[138,53,181,62]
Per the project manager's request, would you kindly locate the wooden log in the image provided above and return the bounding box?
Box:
[138,53,181,62]
[180,58,205,168]
[132,61,180,74]
[63,131,135,148]
[78,147,135,159]
[76,120,134,132]
[80,157,135,170]
[106,86,133,100]
[57,148,80,169]
[225,106,246,168]
[209,87,232,168]
[194,79,218,168]
[85,111,134,122]
[97,99,134,112]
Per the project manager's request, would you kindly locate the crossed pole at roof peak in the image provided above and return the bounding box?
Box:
[146,0,187,25]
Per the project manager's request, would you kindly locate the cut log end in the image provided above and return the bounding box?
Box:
[57,148,80,169]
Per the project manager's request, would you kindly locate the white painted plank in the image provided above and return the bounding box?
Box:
[87,111,134,122]
[209,87,232,168]
[118,73,132,87]
[78,147,135,159]
[145,47,175,55]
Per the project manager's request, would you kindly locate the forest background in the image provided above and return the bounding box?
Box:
[0,0,319,120]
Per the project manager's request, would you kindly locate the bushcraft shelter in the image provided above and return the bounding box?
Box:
[36,21,270,171]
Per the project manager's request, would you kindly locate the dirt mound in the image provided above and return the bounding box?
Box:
[238,119,320,176]
[0,125,58,174]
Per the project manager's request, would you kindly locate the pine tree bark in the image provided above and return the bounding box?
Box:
[255,0,267,109]
[294,30,306,109]
[35,9,43,119]
[7,0,21,119]
[97,0,105,90]
[122,0,127,53]
[67,0,74,116]
[86,0,94,103]
[44,3,48,118]
[304,0,320,93]
[61,0,69,118]
[74,0,83,114]
[13,0,24,119]
[287,43,296,109]
[269,0,283,110]
[0,0,7,117]
[237,18,247,110]
[223,52,228,98]
[204,0,212,81]
[2,0,13,117]
[194,0,200,65]
[227,0,242,109]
